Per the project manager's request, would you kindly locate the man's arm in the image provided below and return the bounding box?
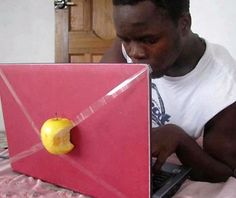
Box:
[151,125,232,182]
[100,38,126,63]
[152,102,236,182]
[203,101,236,179]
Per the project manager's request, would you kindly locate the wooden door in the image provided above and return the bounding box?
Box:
[55,0,115,63]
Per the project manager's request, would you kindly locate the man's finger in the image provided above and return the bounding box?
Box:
[152,152,168,173]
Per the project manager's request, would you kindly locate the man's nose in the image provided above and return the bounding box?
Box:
[128,41,147,60]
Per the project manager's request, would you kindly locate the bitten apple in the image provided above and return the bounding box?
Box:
[40,117,75,155]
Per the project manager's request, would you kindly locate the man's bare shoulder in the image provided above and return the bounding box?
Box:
[100,38,126,63]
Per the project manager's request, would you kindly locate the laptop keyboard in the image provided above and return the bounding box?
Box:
[152,170,175,193]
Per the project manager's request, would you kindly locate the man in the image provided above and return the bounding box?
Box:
[101,0,236,182]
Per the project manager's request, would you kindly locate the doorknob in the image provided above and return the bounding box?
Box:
[54,0,75,9]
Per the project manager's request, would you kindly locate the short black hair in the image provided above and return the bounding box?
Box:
[112,0,190,23]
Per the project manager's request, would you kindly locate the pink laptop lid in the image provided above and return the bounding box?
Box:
[0,63,151,198]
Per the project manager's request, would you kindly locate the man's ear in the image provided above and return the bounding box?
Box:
[178,13,191,36]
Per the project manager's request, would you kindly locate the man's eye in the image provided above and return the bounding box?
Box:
[142,38,159,44]
[120,38,130,43]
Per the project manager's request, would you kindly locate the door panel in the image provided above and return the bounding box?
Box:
[93,0,116,40]
[55,0,115,63]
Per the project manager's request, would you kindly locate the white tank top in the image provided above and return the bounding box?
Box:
[122,41,236,138]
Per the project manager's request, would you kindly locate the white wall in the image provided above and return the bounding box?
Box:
[0,0,55,131]
[191,0,236,59]
[0,0,55,63]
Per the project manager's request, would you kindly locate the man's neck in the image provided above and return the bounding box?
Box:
[166,33,206,77]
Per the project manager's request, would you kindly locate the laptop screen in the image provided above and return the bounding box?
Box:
[0,63,151,198]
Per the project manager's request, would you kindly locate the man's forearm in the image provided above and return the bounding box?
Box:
[176,135,233,182]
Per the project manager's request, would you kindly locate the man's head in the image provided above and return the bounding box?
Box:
[112,0,192,77]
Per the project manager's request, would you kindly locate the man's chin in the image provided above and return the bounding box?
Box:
[150,71,164,79]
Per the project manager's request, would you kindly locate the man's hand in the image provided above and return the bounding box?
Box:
[151,124,190,172]
[151,123,233,182]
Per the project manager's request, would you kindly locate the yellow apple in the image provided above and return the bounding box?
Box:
[40,117,75,155]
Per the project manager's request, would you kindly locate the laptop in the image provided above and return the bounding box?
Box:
[0,63,190,198]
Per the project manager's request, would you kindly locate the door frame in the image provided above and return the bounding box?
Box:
[55,9,69,63]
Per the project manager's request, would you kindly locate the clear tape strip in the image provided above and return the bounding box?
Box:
[0,69,40,135]
[72,67,147,126]
[0,66,148,197]
[0,143,43,166]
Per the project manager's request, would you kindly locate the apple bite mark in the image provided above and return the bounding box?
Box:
[40,117,75,155]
